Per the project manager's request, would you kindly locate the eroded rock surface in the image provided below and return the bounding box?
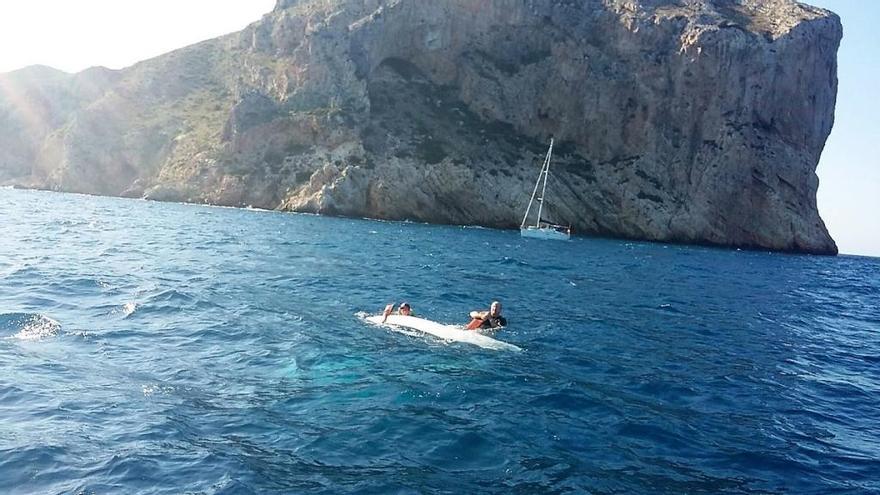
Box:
[0,0,840,253]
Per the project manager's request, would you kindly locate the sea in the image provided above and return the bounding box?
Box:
[1,188,878,494]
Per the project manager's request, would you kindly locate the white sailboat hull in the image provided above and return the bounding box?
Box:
[520,139,571,242]
[521,226,570,241]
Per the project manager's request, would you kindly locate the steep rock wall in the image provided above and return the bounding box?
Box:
[0,0,841,253]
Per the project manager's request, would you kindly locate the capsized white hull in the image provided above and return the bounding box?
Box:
[366,314,521,351]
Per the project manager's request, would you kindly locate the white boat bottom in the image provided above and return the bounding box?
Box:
[365,314,521,351]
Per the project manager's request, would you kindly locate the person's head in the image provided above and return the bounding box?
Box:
[399,302,412,315]
[489,300,502,316]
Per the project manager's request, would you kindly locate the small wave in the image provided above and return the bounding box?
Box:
[495,256,530,267]
[121,302,138,318]
[142,383,175,397]
[145,289,195,304]
[5,265,41,280]
[61,277,111,290]
[136,290,220,315]
[657,303,686,315]
[63,329,94,339]
[0,313,61,340]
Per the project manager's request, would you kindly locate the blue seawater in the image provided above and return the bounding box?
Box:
[1,188,878,494]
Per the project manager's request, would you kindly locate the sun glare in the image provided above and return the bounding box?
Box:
[0,1,274,74]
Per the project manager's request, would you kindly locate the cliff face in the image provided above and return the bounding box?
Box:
[0,0,840,254]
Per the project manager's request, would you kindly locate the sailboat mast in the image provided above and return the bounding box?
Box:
[522,140,549,228]
[521,176,541,229]
[535,138,553,227]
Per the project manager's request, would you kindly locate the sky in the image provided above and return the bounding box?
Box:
[0,1,876,256]
[0,1,275,73]
[808,0,880,257]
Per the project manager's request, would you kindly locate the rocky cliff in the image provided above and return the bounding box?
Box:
[0,0,841,253]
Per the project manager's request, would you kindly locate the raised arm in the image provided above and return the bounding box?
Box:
[382,304,394,323]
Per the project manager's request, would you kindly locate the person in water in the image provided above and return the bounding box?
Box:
[382,302,412,322]
[466,300,506,330]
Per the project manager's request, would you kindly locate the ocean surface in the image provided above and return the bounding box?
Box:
[1,188,878,495]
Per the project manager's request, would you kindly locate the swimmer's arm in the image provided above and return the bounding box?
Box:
[382,304,394,323]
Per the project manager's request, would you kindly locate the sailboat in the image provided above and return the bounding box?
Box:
[520,138,571,240]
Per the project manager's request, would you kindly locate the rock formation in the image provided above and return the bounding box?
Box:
[0,0,841,253]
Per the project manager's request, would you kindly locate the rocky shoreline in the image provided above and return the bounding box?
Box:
[0,0,841,254]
